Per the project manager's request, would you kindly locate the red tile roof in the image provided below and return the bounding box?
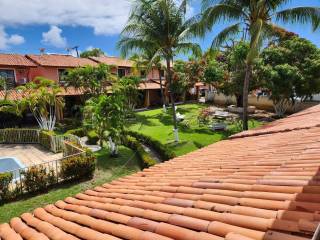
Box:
[0,54,37,67]
[26,54,97,68]
[1,105,320,239]
[90,56,134,67]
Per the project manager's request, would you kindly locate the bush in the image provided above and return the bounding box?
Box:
[66,128,86,137]
[0,172,13,202]
[125,131,176,161]
[60,154,96,181]
[124,136,157,168]
[21,165,56,193]
[39,131,54,150]
[87,130,99,145]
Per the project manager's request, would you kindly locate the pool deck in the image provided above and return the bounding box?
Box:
[0,144,63,167]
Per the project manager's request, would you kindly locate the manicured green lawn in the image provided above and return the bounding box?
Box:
[130,104,262,156]
[0,146,140,223]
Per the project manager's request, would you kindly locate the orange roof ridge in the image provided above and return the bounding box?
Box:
[230,104,320,139]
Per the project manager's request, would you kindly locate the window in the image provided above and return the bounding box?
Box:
[118,68,126,78]
[0,69,15,89]
[58,69,68,84]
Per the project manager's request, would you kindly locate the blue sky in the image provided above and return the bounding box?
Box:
[0,0,319,57]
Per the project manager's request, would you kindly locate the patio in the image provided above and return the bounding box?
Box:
[0,144,63,167]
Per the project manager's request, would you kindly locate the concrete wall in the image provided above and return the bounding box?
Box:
[213,93,319,113]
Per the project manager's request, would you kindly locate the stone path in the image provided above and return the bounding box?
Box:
[0,144,63,167]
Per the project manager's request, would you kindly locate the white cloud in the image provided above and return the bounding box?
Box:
[0,0,131,36]
[0,26,25,50]
[42,25,67,48]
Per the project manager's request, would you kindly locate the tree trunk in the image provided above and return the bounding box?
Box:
[158,67,166,112]
[236,94,243,107]
[242,63,252,131]
[166,57,179,142]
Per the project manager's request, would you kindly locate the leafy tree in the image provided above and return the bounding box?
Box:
[257,37,320,116]
[83,82,130,156]
[80,48,104,58]
[17,77,64,131]
[64,64,116,97]
[117,76,141,115]
[198,0,320,130]
[118,0,201,142]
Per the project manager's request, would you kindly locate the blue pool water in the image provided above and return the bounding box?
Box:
[0,157,25,174]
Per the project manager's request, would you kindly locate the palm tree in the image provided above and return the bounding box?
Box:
[130,51,167,111]
[118,0,201,142]
[198,0,320,130]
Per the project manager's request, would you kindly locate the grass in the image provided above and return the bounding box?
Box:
[130,103,262,156]
[0,146,140,223]
[0,103,262,222]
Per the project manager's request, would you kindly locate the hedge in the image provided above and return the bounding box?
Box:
[65,128,86,138]
[87,130,99,145]
[123,136,157,169]
[60,153,96,181]
[125,131,176,161]
[38,131,54,150]
[0,172,13,201]
[21,165,56,193]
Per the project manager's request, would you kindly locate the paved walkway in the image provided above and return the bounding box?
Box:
[0,144,63,167]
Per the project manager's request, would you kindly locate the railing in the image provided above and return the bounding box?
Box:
[0,128,81,153]
[4,141,86,197]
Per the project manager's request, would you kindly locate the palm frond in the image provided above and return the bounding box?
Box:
[276,7,320,30]
[175,42,202,57]
[211,23,241,49]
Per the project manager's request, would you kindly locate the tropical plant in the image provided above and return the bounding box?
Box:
[64,64,116,97]
[80,48,105,58]
[256,36,320,116]
[118,0,201,142]
[17,77,64,131]
[118,76,141,115]
[198,0,320,129]
[83,84,127,155]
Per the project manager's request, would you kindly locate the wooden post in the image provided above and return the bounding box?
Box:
[144,90,150,108]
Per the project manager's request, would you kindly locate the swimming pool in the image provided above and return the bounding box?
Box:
[0,157,25,177]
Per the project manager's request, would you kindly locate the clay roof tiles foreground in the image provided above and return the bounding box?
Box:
[1,105,320,240]
[26,54,97,68]
[0,54,37,67]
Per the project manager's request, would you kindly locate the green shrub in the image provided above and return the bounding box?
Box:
[39,131,54,150]
[87,130,99,145]
[60,154,96,181]
[125,131,176,161]
[0,172,13,201]
[124,136,157,168]
[21,165,56,193]
[66,128,86,137]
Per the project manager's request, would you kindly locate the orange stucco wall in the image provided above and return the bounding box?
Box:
[29,66,60,82]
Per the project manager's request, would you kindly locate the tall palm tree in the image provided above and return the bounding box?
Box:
[118,0,201,142]
[198,0,320,130]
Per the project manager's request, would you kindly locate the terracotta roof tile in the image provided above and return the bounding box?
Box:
[89,56,133,67]
[0,54,37,67]
[26,54,97,67]
[1,105,320,239]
